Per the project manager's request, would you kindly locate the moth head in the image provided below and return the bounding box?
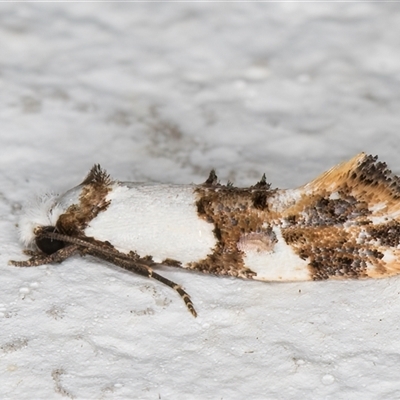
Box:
[18,192,65,249]
[34,226,66,255]
[17,165,111,252]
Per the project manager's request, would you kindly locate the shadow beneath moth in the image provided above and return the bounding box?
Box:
[10,153,400,317]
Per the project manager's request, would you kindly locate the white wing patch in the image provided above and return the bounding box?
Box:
[241,227,310,281]
[85,183,217,264]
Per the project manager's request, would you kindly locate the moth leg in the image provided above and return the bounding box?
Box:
[149,269,197,318]
[23,249,41,257]
[128,262,197,318]
[85,248,197,317]
[26,230,198,317]
[9,245,79,267]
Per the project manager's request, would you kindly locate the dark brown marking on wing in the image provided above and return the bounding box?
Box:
[278,153,400,280]
[162,258,183,268]
[353,155,400,200]
[190,179,276,278]
[252,173,270,211]
[281,225,385,280]
[280,190,373,279]
[80,164,112,187]
[368,221,400,247]
[295,194,370,227]
[56,165,113,236]
[204,169,218,186]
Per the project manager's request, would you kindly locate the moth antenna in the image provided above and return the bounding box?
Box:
[38,231,141,262]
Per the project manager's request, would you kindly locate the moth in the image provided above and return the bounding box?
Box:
[10,153,400,317]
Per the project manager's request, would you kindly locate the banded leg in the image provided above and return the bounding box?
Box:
[146,268,197,318]
[85,248,197,317]
[9,245,80,267]
[11,229,198,317]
